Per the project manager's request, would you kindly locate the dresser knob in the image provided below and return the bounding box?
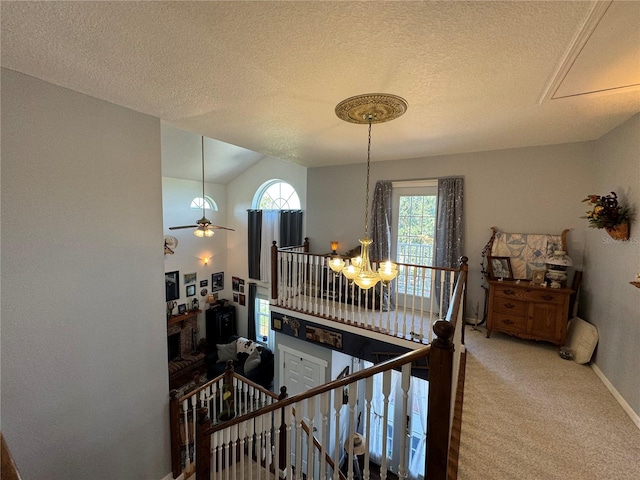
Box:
[504,289,515,295]
[504,303,515,309]
[542,295,553,301]
[502,319,514,325]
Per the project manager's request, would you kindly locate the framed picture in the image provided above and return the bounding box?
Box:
[233,293,239,303]
[186,284,196,297]
[211,272,224,292]
[184,272,196,284]
[177,303,187,314]
[488,256,513,279]
[305,325,343,350]
[239,294,246,306]
[200,280,208,287]
[273,317,282,331]
[531,269,546,285]
[165,271,179,302]
[232,276,240,292]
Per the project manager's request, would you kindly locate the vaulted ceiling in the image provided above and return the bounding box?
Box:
[2,1,639,183]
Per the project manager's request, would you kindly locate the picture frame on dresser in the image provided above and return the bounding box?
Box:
[488,256,513,279]
[531,269,546,285]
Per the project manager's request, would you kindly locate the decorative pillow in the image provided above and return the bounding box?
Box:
[244,348,262,374]
[236,337,258,355]
[565,317,598,364]
[216,341,238,363]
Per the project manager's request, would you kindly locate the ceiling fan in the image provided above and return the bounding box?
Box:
[169,136,235,237]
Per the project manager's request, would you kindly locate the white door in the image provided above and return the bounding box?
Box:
[279,345,327,476]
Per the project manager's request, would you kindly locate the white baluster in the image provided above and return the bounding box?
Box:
[256,413,263,480]
[306,396,316,480]
[231,422,238,480]
[398,364,411,479]
[363,376,373,480]
[295,401,303,480]
[239,421,246,480]
[285,404,294,480]
[320,391,330,480]
[332,387,342,480]
[347,382,358,480]
[247,417,256,480]
[381,370,391,480]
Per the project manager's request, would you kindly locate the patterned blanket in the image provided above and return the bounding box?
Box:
[491,231,564,279]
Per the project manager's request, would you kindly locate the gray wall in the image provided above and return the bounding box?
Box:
[1,69,170,479]
[582,114,640,417]
[307,128,640,419]
[307,141,593,326]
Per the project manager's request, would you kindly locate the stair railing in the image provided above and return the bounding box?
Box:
[169,363,278,479]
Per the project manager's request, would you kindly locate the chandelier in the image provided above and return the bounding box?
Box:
[329,94,408,290]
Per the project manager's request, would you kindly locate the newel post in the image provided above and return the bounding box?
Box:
[303,237,310,253]
[169,390,181,479]
[426,320,454,480]
[195,407,211,480]
[271,240,278,300]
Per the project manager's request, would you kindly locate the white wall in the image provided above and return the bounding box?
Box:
[307,142,594,320]
[1,69,170,479]
[226,157,307,337]
[162,177,230,334]
[582,113,640,417]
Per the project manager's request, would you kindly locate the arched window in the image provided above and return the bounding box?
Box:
[253,180,300,210]
[190,196,218,211]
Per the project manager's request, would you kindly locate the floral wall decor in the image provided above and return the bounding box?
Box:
[582,191,631,241]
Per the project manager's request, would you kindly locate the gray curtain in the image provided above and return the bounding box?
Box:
[248,210,262,279]
[435,177,464,315]
[371,181,393,310]
[370,181,392,262]
[247,282,257,341]
[280,210,303,247]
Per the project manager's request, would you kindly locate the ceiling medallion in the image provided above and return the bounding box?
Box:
[335,93,408,124]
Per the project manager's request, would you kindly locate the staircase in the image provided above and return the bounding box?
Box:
[170,242,468,480]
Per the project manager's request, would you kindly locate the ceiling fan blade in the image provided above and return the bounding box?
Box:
[169,225,199,230]
[209,225,235,232]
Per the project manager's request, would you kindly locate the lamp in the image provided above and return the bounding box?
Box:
[331,94,407,290]
[545,250,573,288]
[206,294,216,308]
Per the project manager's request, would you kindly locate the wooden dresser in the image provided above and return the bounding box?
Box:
[486,280,573,346]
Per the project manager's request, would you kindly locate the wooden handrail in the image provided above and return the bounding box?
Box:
[204,343,431,435]
[1,432,22,480]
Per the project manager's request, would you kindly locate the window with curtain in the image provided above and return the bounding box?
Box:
[248,180,303,282]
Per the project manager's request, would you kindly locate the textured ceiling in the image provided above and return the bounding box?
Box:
[2,1,639,182]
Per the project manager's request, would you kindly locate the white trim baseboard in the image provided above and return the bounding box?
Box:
[591,362,640,430]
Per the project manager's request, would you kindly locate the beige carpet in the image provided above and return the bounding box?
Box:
[458,327,640,480]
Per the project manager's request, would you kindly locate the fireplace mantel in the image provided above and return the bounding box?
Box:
[167,309,201,328]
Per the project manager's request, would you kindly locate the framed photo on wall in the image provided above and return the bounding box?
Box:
[487,256,513,279]
[165,271,179,302]
[211,272,224,292]
[186,284,196,297]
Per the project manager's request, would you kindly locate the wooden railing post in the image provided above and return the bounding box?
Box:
[271,240,279,300]
[426,320,454,480]
[459,255,469,344]
[169,390,182,479]
[195,407,212,480]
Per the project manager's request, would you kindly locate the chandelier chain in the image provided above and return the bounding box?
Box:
[364,119,372,236]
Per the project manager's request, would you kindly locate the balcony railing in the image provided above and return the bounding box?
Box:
[271,240,465,343]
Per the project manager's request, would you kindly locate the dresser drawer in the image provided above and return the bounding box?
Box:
[493,284,566,305]
[492,312,527,334]
[493,297,527,316]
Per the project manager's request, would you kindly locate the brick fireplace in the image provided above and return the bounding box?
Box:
[167,310,205,389]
